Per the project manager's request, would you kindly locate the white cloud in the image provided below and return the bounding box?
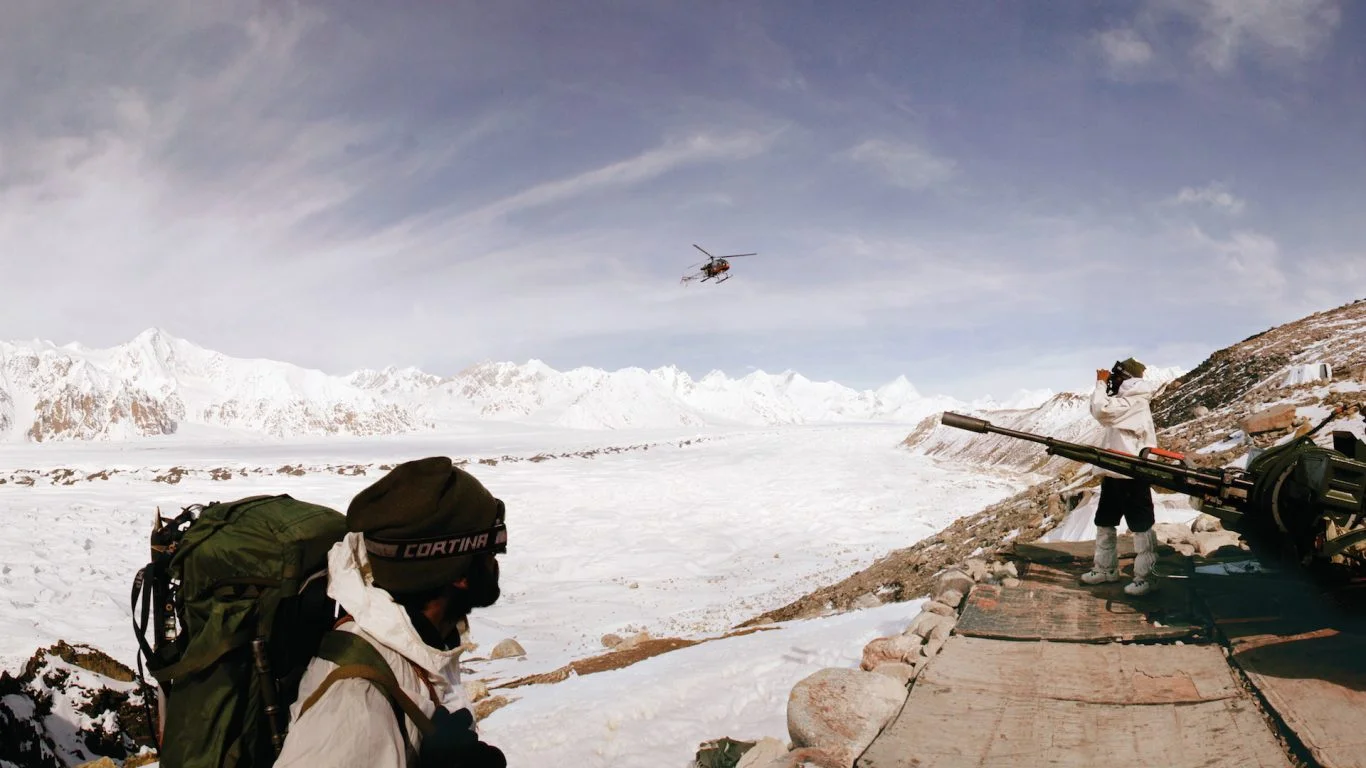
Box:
[1141,0,1341,72]
[1179,225,1287,298]
[1168,183,1247,214]
[1095,28,1154,69]
[846,138,956,190]
[1184,0,1340,72]
[426,131,777,232]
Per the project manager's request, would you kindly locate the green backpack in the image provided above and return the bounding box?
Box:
[131,494,430,767]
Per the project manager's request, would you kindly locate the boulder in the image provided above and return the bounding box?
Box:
[787,668,908,767]
[735,738,790,768]
[1192,530,1244,557]
[905,610,955,642]
[935,569,974,597]
[935,588,965,610]
[988,561,1017,580]
[490,638,527,659]
[860,634,925,671]
[1152,521,1192,544]
[1191,514,1223,533]
[963,558,991,582]
[922,600,956,618]
[850,593,882,610]
[616,631,652,651]
[1241,404,1295,435]
[923,632,949,658]
[1168,541,1197,557]
[601,633,624,648]
[870,662,919,686]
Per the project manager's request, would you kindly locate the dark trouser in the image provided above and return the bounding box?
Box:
[1094,476,1155,533]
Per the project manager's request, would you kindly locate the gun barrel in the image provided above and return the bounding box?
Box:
[939,411,1085,451]
[939,412,1254,523]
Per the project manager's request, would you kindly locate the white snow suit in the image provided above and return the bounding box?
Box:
[274,532,476,767]
[1089,377,1160,474]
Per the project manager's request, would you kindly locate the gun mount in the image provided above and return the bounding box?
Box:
[940,409,1366,580]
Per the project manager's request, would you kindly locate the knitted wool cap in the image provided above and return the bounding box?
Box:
[347,457,506,593]
[1118,357,1147,378]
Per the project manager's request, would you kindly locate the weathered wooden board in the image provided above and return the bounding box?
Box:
[955,561,1201,642]
[857,637,1292,768]
[1229,630,1366,768]
[1194,568,1366,767]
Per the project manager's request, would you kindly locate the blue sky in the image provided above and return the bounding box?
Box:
[2,0,1363,399]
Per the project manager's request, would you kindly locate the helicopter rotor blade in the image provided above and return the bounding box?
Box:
[715,253,757,259]
[692,244,715,259]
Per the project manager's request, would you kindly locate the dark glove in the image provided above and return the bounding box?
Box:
[417,707,506,768]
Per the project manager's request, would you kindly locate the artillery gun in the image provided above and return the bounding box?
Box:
[940,408,1366,580]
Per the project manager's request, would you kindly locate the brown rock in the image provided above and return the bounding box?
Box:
[923,633,949,658]
[1191,514,1223,533]
[963,558,991,582]
[936,569,973,597]
[905,610,955,641]
[922,600,956,617]
[786,668,907,767]
[935,588,965,609]
[474,694,514,720]
[616,631,652,651]
[735,737,791,768]
[860,634,924,671]
[1152,521,1192,545]
[870,662,919,686]
[1193,530,1244,557]
[1241,403,1295,435]
[490,638,526,659]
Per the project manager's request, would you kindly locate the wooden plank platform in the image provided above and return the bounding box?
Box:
[955,559,1204,643]
[857,637,1293,768]
[1194,565,1366,767]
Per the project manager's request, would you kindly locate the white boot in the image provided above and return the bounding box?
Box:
[1125,528,1158,596]
[1081,526,1121,584]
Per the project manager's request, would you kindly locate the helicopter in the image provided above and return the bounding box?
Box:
[680,244,757,285]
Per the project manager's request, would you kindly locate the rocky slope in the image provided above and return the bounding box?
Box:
[0,643,156,768]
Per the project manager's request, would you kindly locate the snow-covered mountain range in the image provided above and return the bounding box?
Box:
[0,330,1054,442]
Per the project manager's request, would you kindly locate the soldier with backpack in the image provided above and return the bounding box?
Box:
[274,456,509,767]
[131,456,508,767]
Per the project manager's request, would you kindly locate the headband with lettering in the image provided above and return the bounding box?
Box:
[364,523,508,561]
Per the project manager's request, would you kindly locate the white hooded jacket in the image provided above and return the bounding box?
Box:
[274,532,475,767]
[1089,377,1160,479]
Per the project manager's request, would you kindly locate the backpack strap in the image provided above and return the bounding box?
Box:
[302,630,436,743]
